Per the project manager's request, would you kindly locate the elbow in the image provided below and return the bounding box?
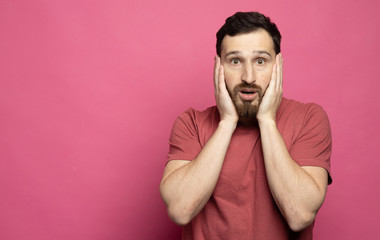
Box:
[160,186,193,226]
[287,210,316,232]
[160,190,191,225]
[167,204,193,226]
[159,181,200,226]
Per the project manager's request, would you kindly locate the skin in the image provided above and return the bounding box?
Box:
[160,29,328,231]
[222,30,274,124]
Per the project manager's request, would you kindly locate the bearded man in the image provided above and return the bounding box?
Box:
[160,11,332,240]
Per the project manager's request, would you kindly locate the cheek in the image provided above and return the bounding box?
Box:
[255,73,271,93]
[224,79,235,94]
[259,67,273,86]
[223,68,238,90]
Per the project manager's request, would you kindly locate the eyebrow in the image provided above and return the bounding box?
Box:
[225,50,272,58]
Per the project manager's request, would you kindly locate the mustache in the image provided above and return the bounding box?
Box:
[233,83,263,98]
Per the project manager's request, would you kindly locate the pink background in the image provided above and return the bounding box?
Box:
[1,0,379,239]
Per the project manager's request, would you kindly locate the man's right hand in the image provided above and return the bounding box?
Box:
[214,56,239,124]
[160,57,239,225]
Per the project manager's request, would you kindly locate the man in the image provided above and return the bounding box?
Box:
[160,12,332,239]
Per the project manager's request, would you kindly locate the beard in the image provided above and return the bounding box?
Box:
[227,83,263,120]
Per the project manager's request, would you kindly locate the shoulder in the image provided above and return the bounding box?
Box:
[281,98,333,183]
[168,107,218,162]
[175,106,219,127]
[277,98,331,147]
[169,106,219,152]
[278,98,330,124]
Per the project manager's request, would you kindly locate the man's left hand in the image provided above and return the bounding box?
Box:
[256,53,283,123]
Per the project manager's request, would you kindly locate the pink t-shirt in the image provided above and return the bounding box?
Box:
[168,98,332,240]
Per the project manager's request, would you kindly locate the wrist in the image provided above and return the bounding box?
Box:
[218,118,237,131]
[257,116,276,128]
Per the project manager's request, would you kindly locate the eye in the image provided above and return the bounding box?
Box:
[230,58,240,65]
[256,58,266,65]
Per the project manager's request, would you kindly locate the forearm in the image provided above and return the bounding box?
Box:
[160,120,236,225]
[258,119,326,231]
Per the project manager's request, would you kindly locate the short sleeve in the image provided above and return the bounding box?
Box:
[167,109,202,162]
[290,104,333,184]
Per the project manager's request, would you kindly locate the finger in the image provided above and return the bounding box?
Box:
[264,62,276,98]
[276,54,282,91]
[219,64,225,92]
[213,56,220,90]
[270,61,277,90]
[279,54,283,90]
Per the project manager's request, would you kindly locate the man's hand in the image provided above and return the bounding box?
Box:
[256,54,328,231]
[160,56,239,225]
[214,56,239,124]
[256,53,283,123]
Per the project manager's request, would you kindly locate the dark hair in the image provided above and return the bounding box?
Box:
[216,12,281,56]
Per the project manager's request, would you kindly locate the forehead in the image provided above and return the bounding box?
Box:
[221,29,275,56]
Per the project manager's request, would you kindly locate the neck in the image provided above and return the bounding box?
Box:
[238,117,258,127]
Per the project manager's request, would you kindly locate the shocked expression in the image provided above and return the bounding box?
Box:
[221,29,276,120]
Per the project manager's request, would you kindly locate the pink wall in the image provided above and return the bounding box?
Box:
[1,0,379,239]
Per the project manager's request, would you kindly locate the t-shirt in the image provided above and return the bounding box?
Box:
[167,98,332,240]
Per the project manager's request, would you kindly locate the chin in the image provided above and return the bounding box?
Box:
[235,100,259,120]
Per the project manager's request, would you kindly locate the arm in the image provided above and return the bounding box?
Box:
[257,54,329,231]
[159,56,238,225]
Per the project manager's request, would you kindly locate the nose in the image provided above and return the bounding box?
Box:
[241,64,256,84]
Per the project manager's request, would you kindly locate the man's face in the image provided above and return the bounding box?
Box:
[220,29,276,120]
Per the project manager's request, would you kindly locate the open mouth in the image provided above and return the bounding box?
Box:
[241,90,255,94]
[238,88,257,101]
[240,88,257,94]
